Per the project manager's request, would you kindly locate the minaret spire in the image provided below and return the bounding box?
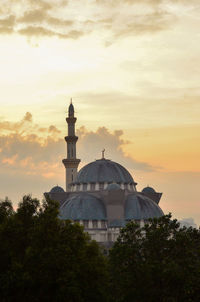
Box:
[62,101,80,191]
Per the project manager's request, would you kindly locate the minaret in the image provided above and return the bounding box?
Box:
[62,100,81,191]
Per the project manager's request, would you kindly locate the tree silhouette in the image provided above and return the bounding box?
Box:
[109,214,200,302]
[0,196,109,302]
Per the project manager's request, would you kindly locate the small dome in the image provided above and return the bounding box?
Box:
[59,193,106,220]
[142,186,156,194]
[76,159,134,184]
[125,194,163,220]
[106,183,121,191]
[50,186,65,193]
[68,103,74,116]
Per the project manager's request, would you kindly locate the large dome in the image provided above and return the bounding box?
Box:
[125,194,164,220]
[59,193,106,220]
[76,159,134,184]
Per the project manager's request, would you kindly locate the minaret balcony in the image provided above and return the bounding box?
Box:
[66,117,77,123]
[62,158,81,168]
[65,136,78,143]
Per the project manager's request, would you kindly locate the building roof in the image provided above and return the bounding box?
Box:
[59,193,106,220]
[125,194,164,220]
[76,159,134,184]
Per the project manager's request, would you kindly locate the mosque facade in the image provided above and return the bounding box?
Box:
[45,102,164,245]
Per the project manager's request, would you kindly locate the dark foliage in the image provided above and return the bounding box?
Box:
[109,214,200,302]
[0,196,109,302]
[1,197,200,302]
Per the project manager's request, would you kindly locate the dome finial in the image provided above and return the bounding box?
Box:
[102,148,105,159]
[70,98,72,104]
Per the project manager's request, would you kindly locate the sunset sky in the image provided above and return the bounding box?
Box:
[0,0,200,225]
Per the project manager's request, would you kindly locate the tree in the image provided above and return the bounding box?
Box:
[0,197,13,224]
[109,214,200,302]
[0,196,109,302]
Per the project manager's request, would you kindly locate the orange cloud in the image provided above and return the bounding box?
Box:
[0,112,199,226]
[0,112,154,203]
[2,154,18,165]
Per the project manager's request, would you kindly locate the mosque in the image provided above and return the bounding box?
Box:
[45,102,164,244]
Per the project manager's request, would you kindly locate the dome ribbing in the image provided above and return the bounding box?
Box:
[76,159,134,184]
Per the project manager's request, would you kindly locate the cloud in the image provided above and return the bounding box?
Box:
[0,0,83,39]
[0,112,60,136]
[0,0,196,40]
[18,8,74,28]
[77,126,154,172]
[0,112,154,202]
[48,125,61,134]
[18,26,83,39]
[0,15,15,27]
[19,26,83,39]
[0,113,64,203]
[95,0,199,6]
[95,0,162,6]
[113,10,174,39]
[0,15,15,34]
[27,0,53,11]
[1,114,200,226]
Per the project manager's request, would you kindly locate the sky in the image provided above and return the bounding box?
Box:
[0,0,200,226]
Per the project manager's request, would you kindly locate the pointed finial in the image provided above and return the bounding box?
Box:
[68,99,74,117]
[102,148,105,159]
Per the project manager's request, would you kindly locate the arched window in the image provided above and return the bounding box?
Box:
[83,184,87,191]
[91,183,95,191]
[92,220,98,228]
[101,220,106,228]
[83,220,89,228]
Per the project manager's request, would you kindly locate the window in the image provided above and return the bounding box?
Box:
[101,220,106,228]
[83,220,89,228]
[99,183,104,190]
[92,220,98,228]
[76,184,80,191]
[124,184,128,190]
[83,184,87,191]
[108,232,112,241]
[91,183,95,191]
[90,234,96,240]
[100,234,106,242]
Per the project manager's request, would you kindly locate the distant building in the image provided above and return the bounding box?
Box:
[179,218,197,229]
[45,102,163,245]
